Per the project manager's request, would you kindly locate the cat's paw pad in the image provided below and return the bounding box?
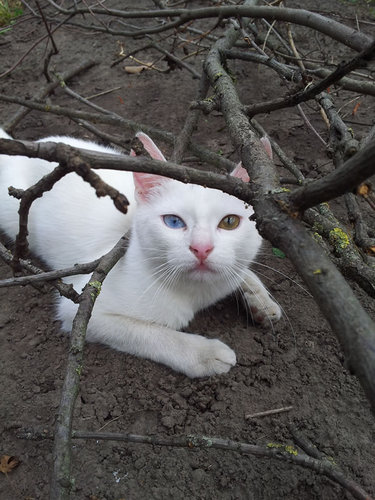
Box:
[185,337,236,378]
[244,293,282,325]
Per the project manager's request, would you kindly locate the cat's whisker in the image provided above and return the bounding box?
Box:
[140,263,179,301]
[147,264,185,305]
[134,255,189,301]
[233,265,296,342]
[222,266,253,323]
[236,256,311,298]
[232,270,257,324]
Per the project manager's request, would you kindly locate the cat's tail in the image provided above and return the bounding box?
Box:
[0,128,12,140]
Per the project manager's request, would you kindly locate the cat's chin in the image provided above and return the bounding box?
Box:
[187,264,218,282]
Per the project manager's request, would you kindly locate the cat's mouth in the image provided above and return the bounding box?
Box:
[189,261,215,275]
[196,262,211,271]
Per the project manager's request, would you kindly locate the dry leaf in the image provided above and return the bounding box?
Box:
[0,455,20,474]
[357,183,370,197]
[124,65,147,74]
[124,60,161,74]
[368,246,375,254]
[352,101,361,115]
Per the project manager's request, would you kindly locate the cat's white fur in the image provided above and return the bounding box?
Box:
[0,129,281,377]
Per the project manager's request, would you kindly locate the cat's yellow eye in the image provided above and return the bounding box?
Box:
[218,214,240,230]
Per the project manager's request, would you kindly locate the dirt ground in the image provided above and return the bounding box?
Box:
[0,1,374,499]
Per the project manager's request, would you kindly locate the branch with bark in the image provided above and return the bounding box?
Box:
[202,3,375,414]
[49,236,128,499]
[16,426,373,500]
[33,4,373,51]
[1,2,375,499]
[0,241,80,302]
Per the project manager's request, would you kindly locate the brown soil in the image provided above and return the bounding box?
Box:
[0,1,374,499]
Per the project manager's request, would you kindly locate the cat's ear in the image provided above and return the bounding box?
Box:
[135,132,166,161]
[260,135,273,160]
[131,133,168,202]
[133,172,168,202]
[231,162,250,183]
[232,135,273,183]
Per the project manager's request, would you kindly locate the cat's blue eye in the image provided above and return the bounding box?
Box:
[163,214,186,229]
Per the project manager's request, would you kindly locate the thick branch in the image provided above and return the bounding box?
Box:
[0,94,235,172]
[50,236,128,500]
[287,139,375,212]
[203,7,375,413]
[303,207,375,297]
[42,5,373,51]
[204,9,279,193]
[0,139,251,201]
[255,196,375,413]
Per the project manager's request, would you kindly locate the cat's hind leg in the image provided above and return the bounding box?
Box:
[240,271,282,324]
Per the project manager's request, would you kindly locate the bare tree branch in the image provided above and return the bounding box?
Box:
[50,235,128,500]
[1,4,375,497]
[57,430,375,500]
[2,59,99,133]
[171,71,210,163]
[2,149,129,269]
[287,138,375,212]
[0,138,248,200]
[243,40,375,117]
[39,5,373,51]
[16,426,374,500]
[0,241,80,302]
[203,6,375,413]
[0,94,235,172]
[0,259,100,288]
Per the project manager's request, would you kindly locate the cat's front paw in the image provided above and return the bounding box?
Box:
[244,292,282,325]
[183,336,236,378]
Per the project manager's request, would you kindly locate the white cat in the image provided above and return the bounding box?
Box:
[0,129,281,377]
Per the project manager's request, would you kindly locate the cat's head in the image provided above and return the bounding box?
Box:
[131,133,262,285]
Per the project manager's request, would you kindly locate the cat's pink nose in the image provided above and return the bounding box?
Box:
[189,243,213,262]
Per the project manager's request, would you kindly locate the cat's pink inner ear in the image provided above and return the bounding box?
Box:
[231,162,250,183]
[260,135,273,160]
[133,172,167,202]
[136,132,166,161]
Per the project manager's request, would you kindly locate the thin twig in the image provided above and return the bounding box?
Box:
[0,242,80,302]
[2,59,99,133]
[69,431,372,500]
[243,39,375,117]
[171,71,210,163]
[0,259,100,288]
[0,98,236,171]
[245,406,293,419]
[16,427,373,500]
[0,15,72,79]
